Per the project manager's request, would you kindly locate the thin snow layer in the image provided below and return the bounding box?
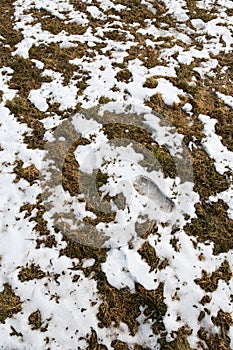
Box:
[0,0,232,349]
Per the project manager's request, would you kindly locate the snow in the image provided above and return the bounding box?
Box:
[199,114,233,175]
[29,70,78,111]
[216,91,233,109]
[0,0,232,348]
[0,68,18,102]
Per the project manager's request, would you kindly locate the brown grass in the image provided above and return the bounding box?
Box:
[0,0,232,348]
[18,263,46,282]
[185,200,233,255]
[0,284,22,323]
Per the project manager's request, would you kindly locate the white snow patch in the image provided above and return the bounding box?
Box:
[199,114,233,174]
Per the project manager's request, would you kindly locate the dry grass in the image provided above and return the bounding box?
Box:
[0,0,232,348]
[18,263,46,282]
[0,284,22,323]
[185,200,233,255]
[195,260,232,292]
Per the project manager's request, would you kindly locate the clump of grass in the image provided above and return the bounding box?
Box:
[159,327,192,349]
[97,275,167,336]
[6,97,46,149]
[29,43,88,86]
[0,284,22,323]
[125,45,160,69]
[138,242,159,271]
[9,57,52,96]
[198,309,232,349]
[18,263,46,282]
[195,260,232,292]
[99,96,112,104]
[28,310,42,330]
[36,234,57,249]
[185,200,233,254]
[86,330,107,349]
[191,148,229,201]
[143,76,158,88]
[0,0,23,67]
[113,1,154,27]
[26,8,88,36]
[115,69,132,83]
[13,160,39,185]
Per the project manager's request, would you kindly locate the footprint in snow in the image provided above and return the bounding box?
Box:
[133,175,175,213]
